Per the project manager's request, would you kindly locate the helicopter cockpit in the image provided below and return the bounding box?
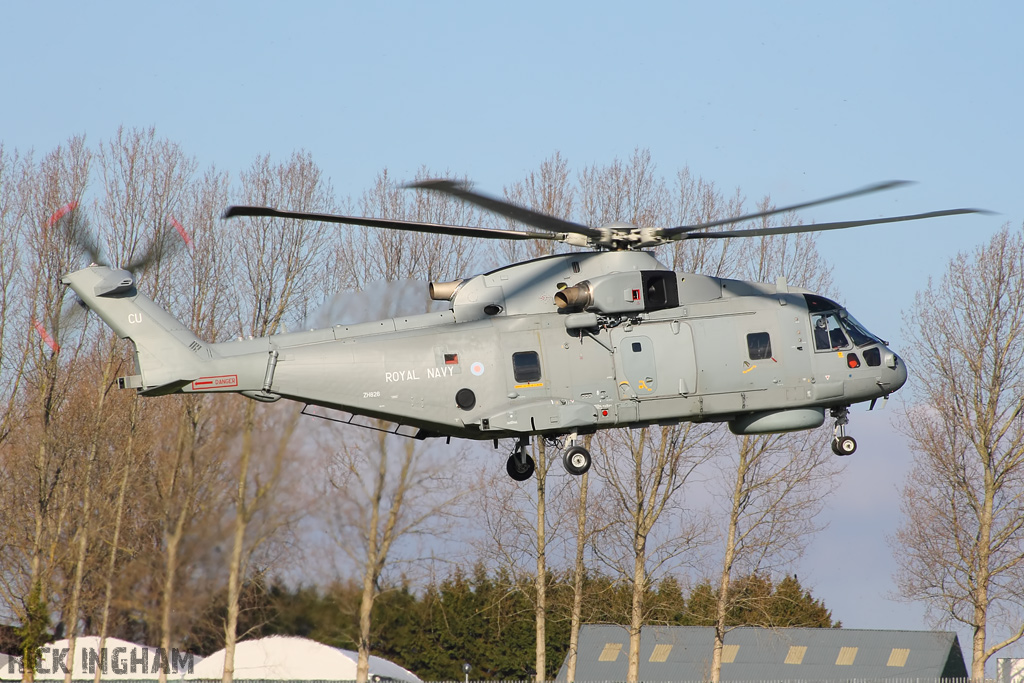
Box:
[805,294,886,353]
[811,310,886,352]
[801,293,905,455]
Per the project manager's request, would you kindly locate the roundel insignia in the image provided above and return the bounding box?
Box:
[470,362,485,376]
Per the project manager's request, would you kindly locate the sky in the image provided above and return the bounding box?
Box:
[4,0,1024,671]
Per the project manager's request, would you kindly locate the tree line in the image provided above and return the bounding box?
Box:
[1,128,1022,682]
[183,567,836,681]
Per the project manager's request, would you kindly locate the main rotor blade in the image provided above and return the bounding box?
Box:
[677,207,990,240]
[223,205,563,242]
[407,179,604,239]
[663,180,913,237]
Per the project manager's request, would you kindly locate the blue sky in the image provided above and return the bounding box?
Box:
[5,0,1024,670]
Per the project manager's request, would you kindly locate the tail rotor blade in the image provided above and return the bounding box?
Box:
[122,219,190,272]
[50,201,105,265]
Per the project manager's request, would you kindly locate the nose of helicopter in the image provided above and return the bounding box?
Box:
[888,350,909,393]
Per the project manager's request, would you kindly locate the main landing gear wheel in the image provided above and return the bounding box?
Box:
[562,445,592,476]
[506,453,535,481]
[832,435,857,456]
[506,438,535,481]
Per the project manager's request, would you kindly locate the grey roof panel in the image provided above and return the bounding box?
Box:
[556,625,968,682]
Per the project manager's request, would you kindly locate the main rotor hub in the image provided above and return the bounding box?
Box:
[593,221,651,250]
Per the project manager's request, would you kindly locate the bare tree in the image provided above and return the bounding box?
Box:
[8,138,93,682]
[577,148,669,230]
[319,166,481,683]
[60,338,127,683]
[0,144,33,448]
[595,425,713,683]
[335,167,480,292]
[531,441,552,683]
[894,222,1024,679]
[708,431,840,680]
[231,150,336,336]
[562,437,613,683]
[474,440,564,682]
[706,198,841,682]
[665,167,745,277]
[91,393,140,683]
[563,466,589,683]
[96,126,197,294]
[144,170,235,682]
[324,429,468,683]
[219,151,335,683]
[0,147,32,616]
[91,127,209,681]
[494,152,575,264]
[475,155,578,681]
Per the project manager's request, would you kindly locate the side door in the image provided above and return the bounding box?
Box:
[777,306,815,402]
[611,321,697,400]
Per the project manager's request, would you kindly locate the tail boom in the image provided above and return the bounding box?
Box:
[63,266,210,393]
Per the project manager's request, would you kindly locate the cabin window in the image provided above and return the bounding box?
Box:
[747,332,772,360]
[512,351,542,382]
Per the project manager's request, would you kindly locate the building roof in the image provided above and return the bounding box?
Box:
[556,625,968,682]
[187,636,421,682]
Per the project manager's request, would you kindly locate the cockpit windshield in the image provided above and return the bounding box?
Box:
[804,294,885,350]
[838,310,885,347]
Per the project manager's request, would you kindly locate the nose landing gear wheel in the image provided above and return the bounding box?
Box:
[829,406,856,456]
[562,445,592,476]
[831,435,857,456]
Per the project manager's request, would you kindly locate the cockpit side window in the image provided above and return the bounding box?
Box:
[813,314,849,351]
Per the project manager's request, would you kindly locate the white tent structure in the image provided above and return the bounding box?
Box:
[187,636,421,682]
[0,635,199,680]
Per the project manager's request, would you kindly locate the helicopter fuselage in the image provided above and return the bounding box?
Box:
[63,250,907,448]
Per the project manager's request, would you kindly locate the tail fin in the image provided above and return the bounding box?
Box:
[62,266,209,394]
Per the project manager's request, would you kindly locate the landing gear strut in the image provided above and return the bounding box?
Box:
[504,434,592,480]
[830,406,857,456]
[506,437,535,481]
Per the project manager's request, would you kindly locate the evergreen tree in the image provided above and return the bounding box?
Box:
[685,574,838,628]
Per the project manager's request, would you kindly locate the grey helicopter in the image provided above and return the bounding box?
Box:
[62,179,983,480]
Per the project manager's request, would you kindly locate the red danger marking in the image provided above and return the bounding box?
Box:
[32,319,60,353]
[170,216,193,247]
[47,201,78,226]
[191,375,238,390]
